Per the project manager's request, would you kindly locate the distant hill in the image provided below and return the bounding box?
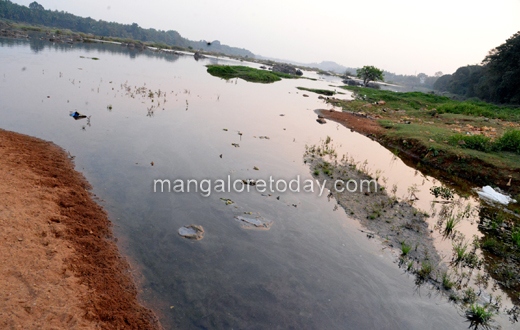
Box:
[255,56,355,74]
[308,61,351,74]
[0,0,255,57]
[190,40,254,58]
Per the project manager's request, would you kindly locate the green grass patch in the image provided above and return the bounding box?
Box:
[437,101,520,122]
[340,85,520,121]
[296,87,335,96]
[340,86,453,110]
[18,25,44,32]
[206,65,297,83]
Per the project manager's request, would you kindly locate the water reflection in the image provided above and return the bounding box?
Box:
[0,37,516,329]
[1,36,182,62]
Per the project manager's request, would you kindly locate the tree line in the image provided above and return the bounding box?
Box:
[434,32,520,105]
[0,0,255,57]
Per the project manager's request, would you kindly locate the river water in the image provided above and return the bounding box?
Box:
[0,38,513,329]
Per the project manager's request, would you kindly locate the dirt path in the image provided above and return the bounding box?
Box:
[319,109,383,136]
[0,129,161,330]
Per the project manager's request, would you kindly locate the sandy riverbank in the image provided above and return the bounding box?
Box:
[0,129,161,329]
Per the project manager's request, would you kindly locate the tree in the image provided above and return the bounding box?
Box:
[433,74,453,92]
[29,1,44,10]
[483,31,520,104]
[356,65,384,87]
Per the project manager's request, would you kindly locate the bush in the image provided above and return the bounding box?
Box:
[495,129,520,154]
[448,134,493,152]
[449,129,520,155]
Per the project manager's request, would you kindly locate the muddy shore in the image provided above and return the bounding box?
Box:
[0,129,161,329]
[319,108,520,196]
[304,141,446,278]
[316,109,520,324]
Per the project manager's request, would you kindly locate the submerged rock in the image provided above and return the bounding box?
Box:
[178,225,205,240]
[234,216,272,230]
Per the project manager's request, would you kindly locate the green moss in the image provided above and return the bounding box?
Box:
[206,65,297,83]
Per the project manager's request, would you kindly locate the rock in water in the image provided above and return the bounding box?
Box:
[234,216,273,230]
[178,225,205,240]
[316,118,326,124]
[272,63,297,75]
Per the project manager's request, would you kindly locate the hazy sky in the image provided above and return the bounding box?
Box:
[12,0,520,75]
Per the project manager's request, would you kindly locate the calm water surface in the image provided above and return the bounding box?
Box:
[1,38,511,329]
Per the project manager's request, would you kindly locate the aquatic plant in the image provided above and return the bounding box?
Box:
[444,216,460,236]
[417,259,435,279]
[430,186,454,200]
[401,241,412,256]
[463,287,477,304]
[453,240,468,263]
[206,65,297,83]
[406,184,420,205]
[325,136,331,144]
[465,304,494,329]
[474,272,489,291]
[441,271,455,290]
[512,227,520,247]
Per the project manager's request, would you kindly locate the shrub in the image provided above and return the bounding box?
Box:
[448,134,493,152]
[496,129,520,154]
